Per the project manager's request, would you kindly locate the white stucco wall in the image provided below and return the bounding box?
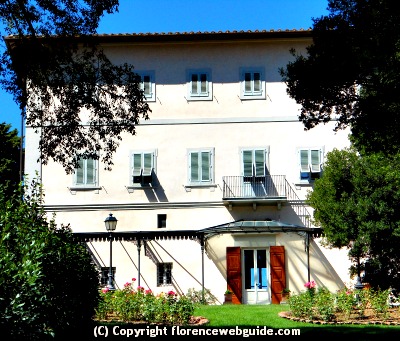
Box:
[24,32,353,302]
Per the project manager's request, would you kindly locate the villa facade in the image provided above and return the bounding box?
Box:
[23,29,351,304]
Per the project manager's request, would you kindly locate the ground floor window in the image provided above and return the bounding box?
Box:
[100,267,116,287]
[157,262,172,286]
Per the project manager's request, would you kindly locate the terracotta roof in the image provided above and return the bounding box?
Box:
[91,29,313,43]
[4,28,313,44]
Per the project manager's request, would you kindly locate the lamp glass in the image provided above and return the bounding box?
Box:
[104,213,118,232]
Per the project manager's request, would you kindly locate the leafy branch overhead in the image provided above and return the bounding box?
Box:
[0,0,151,173]
[279,0,400,155]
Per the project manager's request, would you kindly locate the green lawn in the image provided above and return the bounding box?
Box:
[193,304,400,338]
[87,304,400,340]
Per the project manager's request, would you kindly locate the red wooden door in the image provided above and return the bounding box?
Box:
[270,246,286,304]
[226,246,242,304]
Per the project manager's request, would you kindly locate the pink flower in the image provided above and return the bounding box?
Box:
[145,289,152,295]
[132,278,136,282]
[137,286,145,291]
[101,287,109,293]
[124,282,130,287]
[304,280,316,289]
[167,290,176,296]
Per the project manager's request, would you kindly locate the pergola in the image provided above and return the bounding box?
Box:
[73,219,323,297]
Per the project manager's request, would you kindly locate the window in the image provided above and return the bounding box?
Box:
[131,150,156,187]
[240,68,265,100]
[158,214,167,228]
[299,148,323,182]
[100,267,115,287]
[187,148,214,186]
[241,148,269,178]
[73,156,98,187]
[157,263,172,286]
[136,71,155,102]
[187,69,212,100]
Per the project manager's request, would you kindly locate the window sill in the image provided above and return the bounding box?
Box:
[68,186,102,194]
[294,181,314,189]
[184,184,217,192]
[126,185,156,193]
[239,94,266,100]
[186,96,213,101]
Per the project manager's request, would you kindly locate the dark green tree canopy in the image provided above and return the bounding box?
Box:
[308,148,400,289]
[0,122,20,194]
[0,179,100,339]
[280,0,400,155]
[0,0,151,173]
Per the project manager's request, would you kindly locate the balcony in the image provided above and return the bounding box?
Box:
[222,175,287,207]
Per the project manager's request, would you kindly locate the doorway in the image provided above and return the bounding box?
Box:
[243,248,270,304]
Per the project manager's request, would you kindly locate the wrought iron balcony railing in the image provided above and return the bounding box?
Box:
[222,175,287,199]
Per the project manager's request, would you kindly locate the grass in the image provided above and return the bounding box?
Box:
[82,304,400,340]
[193,304,400,339]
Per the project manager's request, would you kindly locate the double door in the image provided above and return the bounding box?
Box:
[243,249,270,304]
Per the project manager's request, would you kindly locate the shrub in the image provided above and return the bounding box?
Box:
[96,279,195,325]
[0,179,100,340]
[186,287,218,305]
[288,290,315,320]
[289,281,394,322]
[314,287,335,321]
[368,288,391,319]
[336,287,357,320]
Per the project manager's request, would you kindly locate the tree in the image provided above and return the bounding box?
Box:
[279,0,400,155]
[0,178,101,339]
[0,1,151,173]
[0,122,20,195]
[307,148,400,290]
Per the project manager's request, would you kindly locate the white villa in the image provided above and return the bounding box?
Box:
[22,29,351,305]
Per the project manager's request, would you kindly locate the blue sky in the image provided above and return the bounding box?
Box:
[0,0,329,133]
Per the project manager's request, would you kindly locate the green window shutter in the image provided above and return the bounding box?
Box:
[86,158,95,185]
[190,152,199,182]
[310,150,321,172]
[143,75,151,95]
[201,151,210,181]
[133,154,142,176]
[191,74,198,94]
[76,159,84,184]
[200,73,207,94]
[300,150,309,172]
[254,72,261,92]
[243,150,253,176]
[244,72,251,92]
[143,153,153,176]
[254,149,265,176]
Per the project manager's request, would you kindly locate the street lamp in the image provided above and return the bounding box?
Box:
[105,213,118,290]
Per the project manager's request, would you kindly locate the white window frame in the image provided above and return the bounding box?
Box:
[72,156,99,188]
[298,147,324,183]
[186,69,212,101]
[239,67,265,100]
[240,147,270,177]
[187,148,214,186]
[130,150,157,187]
[136,71,156,102]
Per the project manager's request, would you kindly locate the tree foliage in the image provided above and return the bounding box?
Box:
[307,148,400,290]
[0,0,151,173]
[279,0,400,155]
[0,122,20,195]
[0,178,100,339]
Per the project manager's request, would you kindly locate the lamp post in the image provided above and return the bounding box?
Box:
[354,256,364,290]
[105,213,118,290]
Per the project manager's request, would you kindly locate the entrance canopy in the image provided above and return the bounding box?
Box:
[200,219,322,240]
